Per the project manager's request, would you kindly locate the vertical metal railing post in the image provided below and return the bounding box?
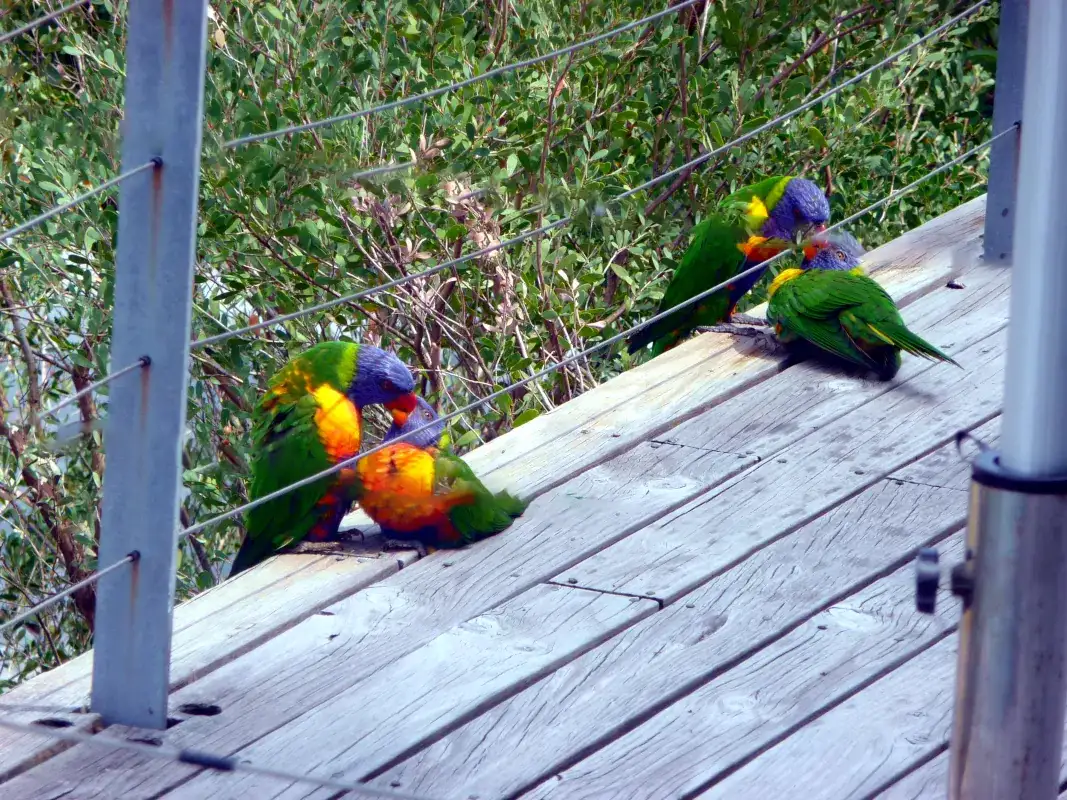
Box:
[982,0,1027,264]
[946,0,1067,797]
[91,0,209,729]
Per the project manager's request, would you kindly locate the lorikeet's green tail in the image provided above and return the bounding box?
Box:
[491,490,527,521]
[230,535,270,577]
[846,313,960,379]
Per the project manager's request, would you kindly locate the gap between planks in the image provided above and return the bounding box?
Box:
[368,428,998,800]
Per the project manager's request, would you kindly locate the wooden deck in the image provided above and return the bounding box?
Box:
[0,194,1027,799]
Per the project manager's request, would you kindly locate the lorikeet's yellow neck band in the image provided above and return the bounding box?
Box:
[743,196,770,232]
[768,268,804,298]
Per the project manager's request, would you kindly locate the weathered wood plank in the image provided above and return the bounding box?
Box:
[876,753,948,799]
[372,451,981,800]
[7,585,657,800]
[515,535,963,800]
[892,417,999,492]
[173,585,658,799]
[2,443,747,798]
[556,324,1007,605]
[0,552,414,783]
[687,636,956,799]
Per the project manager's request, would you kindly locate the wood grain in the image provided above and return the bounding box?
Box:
[876,753,948,800]
[170,584,658,799]
[0,553,409,783]
[374,470,975,800]
[2,443,746,799]
[689,636,957,799]
[556,325,1007,605]
[517,535,963,800]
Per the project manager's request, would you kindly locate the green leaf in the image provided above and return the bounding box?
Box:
[513,408,540,427]
[807,126,827,151]
[454,429,480,448]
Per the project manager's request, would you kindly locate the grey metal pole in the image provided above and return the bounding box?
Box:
[939,0,1067,797]
[982,0,1027,264]
[91,0,209,729]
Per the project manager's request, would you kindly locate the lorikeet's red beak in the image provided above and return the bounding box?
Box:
[385,392,417,425]
[803,243,819,261]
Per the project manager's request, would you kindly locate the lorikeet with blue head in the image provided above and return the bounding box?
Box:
[356,396,527,556]
[767,232,960,381]
[228,341,417,576]
[625,175,830,357]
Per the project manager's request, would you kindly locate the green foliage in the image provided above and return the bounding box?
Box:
[0,0,997,687]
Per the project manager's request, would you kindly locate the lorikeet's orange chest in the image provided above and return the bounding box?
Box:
[357,444,455,534]
[312,384,363,463]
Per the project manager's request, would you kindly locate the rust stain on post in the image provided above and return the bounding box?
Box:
[139,357,151,430]
[162,0,174,63]
[128,555,140,615]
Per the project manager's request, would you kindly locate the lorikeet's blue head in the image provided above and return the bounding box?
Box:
[385,395,446,449]
[801,231,866,271]
[763,177,830,244]
[349,345,417,415]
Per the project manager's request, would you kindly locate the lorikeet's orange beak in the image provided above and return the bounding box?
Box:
[803,243,819,261]
[385,392,417,425]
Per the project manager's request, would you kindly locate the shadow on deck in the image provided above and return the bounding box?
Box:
[0,195,1015,800]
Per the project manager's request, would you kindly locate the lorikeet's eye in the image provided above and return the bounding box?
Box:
[380,378,395,392]
[835,249,846,261]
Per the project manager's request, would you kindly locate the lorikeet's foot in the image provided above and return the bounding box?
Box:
[382,537,437,559]
[324,528,364,544]
[288,540,367,558]
[695,323,762,336]
[697,324,784,355]
[729,313,769,327]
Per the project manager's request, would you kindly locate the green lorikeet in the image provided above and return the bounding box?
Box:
[767,233,960,381]
[356,397,527,555]
[626,175,830,357]
[229,341,418,576]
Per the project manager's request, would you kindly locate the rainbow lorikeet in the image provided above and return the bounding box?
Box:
[356,397,527,556]
[626,176,830,357]
[229,341,417,576]
[767,233,960,381]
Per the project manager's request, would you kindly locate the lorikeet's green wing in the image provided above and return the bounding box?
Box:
[626,217,747,355]
[232,394,342,575]
[836,282,960,368]
[434,451,527,544]
[769,271,880,369]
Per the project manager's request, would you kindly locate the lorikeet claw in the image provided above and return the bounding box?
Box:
[381,537,435,559]
[695,323,767,337]
[288,541,366,558]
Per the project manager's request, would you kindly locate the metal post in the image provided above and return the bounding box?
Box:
[91,0,209,729]
[947,0,1067,796]
[982,0,1028,265]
